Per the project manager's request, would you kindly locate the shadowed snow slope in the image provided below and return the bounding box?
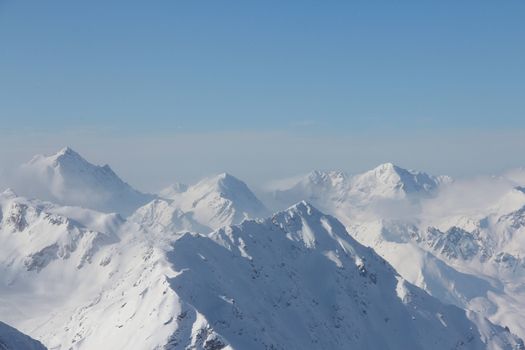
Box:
[0,321,46,350]
[14,147,154,216]
[342,184,525,340]
[268,165,525,341]
[166,201,521,350]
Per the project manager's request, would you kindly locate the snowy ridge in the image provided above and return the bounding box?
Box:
[1,192,521,349]
[3,152,525,349]
[271,167,525,341]
[0,190,119,275]
[16,147,154,216]
[0,191,180,349]
[169,201,522,349]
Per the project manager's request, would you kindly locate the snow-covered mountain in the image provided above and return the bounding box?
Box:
[269,170,350,212]
[1,189,520,349]
[167,201,521,349]
[157,173,269,230]
[0,321,46,350]
[0,188,120,276]
[0,189,124,337]
[14,147,154,216]
[0,189,178,349]
[268,163,450,212]
[267,165,525,340]
[348,216,525,342]
[4,153,525,349]
[349,162,451,201]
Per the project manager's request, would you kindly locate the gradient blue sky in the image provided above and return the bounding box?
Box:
[1,1,524,189]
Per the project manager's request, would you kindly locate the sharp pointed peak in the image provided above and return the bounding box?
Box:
[188,173,259,200]
[26,147,86,166]
[372,162,403,173]
[37,146,85,164]
[285,200,321,217]
[203,172,247,188]
[53,146,84,159]
[366,163,431,178]
[215,172,239,181]
[57,146,76,154]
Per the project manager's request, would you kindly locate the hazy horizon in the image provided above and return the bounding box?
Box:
[2,128,525,193]
[1,0,524,190]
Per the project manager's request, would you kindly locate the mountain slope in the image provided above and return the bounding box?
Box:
[1,193,520,349]
[265,165,525,340]
[0,190,180,349]
[0,189,123,335]
[0,189,120,276]
[15,147,154,216]
[160,173,269,230]
[0,321,46,350]
[167,202,521,350]
[275,167,525,340]
[130,198,212,235]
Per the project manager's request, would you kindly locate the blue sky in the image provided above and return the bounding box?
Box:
[0,1,524,189]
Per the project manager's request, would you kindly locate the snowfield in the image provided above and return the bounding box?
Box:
[1,147,525,349]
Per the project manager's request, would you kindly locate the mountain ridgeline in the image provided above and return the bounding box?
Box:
[1,147,525,350]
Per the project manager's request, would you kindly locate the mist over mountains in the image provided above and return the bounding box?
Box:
[1,147,525,350]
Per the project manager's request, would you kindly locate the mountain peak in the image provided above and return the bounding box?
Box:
[268,201,348,251]
[51,146,84,162]
[217,172,231,179]
[374,162,397,171]
[214,172,244,188]
[171,173,268,229]
[351,163,441,198]
[306,170,348,184]
[139,172,269,234]
[16,147,154,216]
[57,146,78,156]
[285,200,318,217]
[194,172,253,196]
[370,162,412,178]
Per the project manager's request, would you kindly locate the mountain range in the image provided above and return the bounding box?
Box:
[1,147,525,350]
